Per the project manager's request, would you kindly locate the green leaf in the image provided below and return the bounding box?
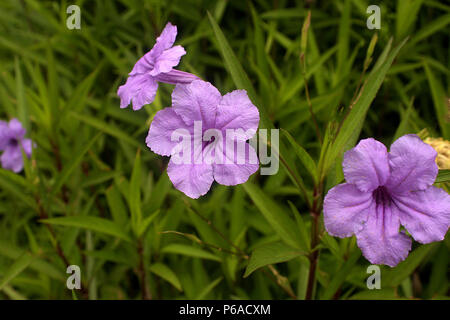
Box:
[436,170,450,183]
[137,210,160,237]
[207,11,257,102]
[207,11,270,128]
[105,184,128,226]
[244,242,305,277]
[396,0,424,40]
[324,38,408,176]
[52,132,102,195]
[281,129,318,183]
[383,243,436,287]
[320,249,361,299]
[424,62,449,138]
[349,288,399,300]
[161,244,221,262]
[149,263,182,291]
[41,216,132,242]
[195,277,223,299]
[129,149,142,236]
[243,182,303,249]
[0,240,64,281]
[14,57,28,130]
[287,201,310,251]
[0,170,36,208]
[0,252,34,290]
[70,112,142,148]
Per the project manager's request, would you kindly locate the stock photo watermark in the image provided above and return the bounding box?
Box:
[366,265,381,290]
[66,265,81,290]
[169,123,280,175]
[66,5,81,30]
[367,5,381,29]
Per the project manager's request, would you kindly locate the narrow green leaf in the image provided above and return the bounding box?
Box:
[287,201,310,251]
[0,252,34,290]
[281,129,318,183]
[424,62,449,138]
[321,249,361,299]
[52,132,102,195]
[137,210,160,237]
[325,38,408,176]
[129,149,142,236]
[70,112,142,148]
[383,243,436,287]
[195,277,223,299]
[14,57,28,130]
[244,242,305,277]
[161,244,221,262]
[105,184,128,226]
[207,11,271,129]
[41,216,132,242]
[436,170,450,183]
[149,263,182,291]
[243,182,304,249]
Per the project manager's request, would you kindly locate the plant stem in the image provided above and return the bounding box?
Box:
[137,238,151,300]
[305,186,322,300]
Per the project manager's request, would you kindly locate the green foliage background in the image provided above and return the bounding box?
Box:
[0,0,449,300]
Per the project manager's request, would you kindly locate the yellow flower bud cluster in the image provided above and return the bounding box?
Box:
[424,137,450,169]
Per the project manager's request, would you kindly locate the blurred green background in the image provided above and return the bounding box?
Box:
[0,0,449,300]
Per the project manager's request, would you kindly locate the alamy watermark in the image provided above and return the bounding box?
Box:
[170,122,279,175]
[66,5,81,30]
[366,265,381,289]
[66,265,81,290]
[367,5,381,29]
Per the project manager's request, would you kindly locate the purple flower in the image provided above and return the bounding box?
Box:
[0,118,32,173]
[117,22,199,111]
[146,80,260,199]
[324,135,450,267]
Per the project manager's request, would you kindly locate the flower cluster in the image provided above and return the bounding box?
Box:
[118,22,450,265]
[424,137,450,169]
[117,22,260,198]
[0,118,32,173]
[324,135,450,267]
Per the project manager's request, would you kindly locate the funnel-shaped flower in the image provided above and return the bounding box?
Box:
[324,135,450,267]
[0,118,32,173]
[117,22,198,110]
[146,80,260,198]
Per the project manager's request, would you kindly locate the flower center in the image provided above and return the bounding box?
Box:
[372,186,392,205]
[8,138,19,147]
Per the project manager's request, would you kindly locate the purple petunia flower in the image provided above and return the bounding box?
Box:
[324,134,450,267]
[146,80,260,199]
[0,118,32,173]
[117,22,199,111]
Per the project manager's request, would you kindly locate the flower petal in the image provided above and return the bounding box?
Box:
[343,138,390,192]
[0,120,9,150]
[392,186,450,244]
[149,22,178,59]
[167,151,214,199]
[356,201,412,267]
[213,141,259,186]
[8,118,26,140]
[149,45,186,76]
[154,69,200,85]
[117,74,158,110]
[1,146,23,173]
[215,90,260,140]
[323,183,373,237]
[386,134,438,193]
[146,108,192,157]
[21,138,33,157]
[172,80,221,129]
